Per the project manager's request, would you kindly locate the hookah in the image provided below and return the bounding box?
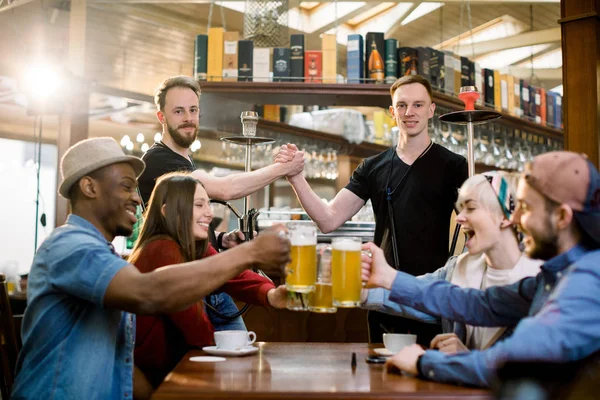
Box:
[206,111,276,320]
[441,86,501,255]
[211,111,275,243]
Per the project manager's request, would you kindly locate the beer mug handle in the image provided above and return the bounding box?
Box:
[360,249,372,287]
[247,331,256,345]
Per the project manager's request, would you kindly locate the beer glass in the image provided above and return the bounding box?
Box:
[331,237,362,307]
[285,222,317,293]
[308,244,337,313]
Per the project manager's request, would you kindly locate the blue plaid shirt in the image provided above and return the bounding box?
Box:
[387,244,600,387]
[12,215,135,399]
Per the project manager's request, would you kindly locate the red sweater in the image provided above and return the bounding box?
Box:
[133,239,274,386]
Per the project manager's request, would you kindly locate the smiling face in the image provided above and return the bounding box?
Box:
[158,86,200,149]
[191,183,213,240]
[455,175,510,255]
[457,195,504,255]
[512,179,560,260]
[91,162,141,238]
[389,83,435,138]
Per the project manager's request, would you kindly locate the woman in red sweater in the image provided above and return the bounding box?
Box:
[129,172,287,387]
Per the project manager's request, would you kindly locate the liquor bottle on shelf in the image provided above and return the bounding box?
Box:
[368,41,384,83]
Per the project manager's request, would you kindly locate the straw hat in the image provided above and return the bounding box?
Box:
[59,137,145,199]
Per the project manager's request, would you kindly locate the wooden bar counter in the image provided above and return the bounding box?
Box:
[153,343,491,399]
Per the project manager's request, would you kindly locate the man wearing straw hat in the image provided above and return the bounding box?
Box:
[362,151,600,388]
[11,137,291,399]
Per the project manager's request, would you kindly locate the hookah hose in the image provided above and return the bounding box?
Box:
[204,199,259,321]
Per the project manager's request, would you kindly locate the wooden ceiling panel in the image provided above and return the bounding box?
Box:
[85,6,197,95]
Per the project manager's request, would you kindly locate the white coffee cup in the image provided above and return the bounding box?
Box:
[214,330,257,350]
[383,333,417,353]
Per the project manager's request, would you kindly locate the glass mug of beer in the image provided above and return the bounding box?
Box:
[331,237,363,308]
[308,244,337,313]
[285,222,317,293]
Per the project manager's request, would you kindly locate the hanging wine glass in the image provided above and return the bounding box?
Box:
[474,128,487,162]
[484,125,500,166]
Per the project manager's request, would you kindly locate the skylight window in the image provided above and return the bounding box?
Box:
[346,3,395,27]
[519,48,563,69]
[476,44,552,69]
[436,15,527,51]
[355,2,414,37]
[401,2,444,26]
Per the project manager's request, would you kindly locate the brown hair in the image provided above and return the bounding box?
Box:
[129,172,209,265]
[154,75,201,111]
[389,75,433,102]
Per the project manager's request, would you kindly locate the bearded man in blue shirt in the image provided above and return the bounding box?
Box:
[361,151,600,387]
[11,137,291,399]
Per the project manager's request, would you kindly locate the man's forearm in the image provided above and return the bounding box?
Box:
[142,244,257,314]
[388,272,528,327]
[288,175,341,233]
[201,164,285,201]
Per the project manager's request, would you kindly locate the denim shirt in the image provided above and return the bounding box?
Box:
[387,244,600,388]
[363,256,460,337]
[12,215,134,400]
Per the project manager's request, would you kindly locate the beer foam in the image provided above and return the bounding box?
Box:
[332,239,361,251]
[290,236,317,246]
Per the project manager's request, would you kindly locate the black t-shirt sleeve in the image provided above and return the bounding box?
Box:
[138,149,194,205]
[345,159,371,201]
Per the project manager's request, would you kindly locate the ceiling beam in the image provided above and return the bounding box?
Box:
[309,2,377,35]
[350,2,417,38]
[385,2,421,39]
[505,67,562,81]
[509,43,562,67]
[457,27,561,57]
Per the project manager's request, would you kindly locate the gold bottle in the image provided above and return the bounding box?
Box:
[368,41,384,83]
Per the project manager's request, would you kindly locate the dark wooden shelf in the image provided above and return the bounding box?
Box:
[198,81,563,140]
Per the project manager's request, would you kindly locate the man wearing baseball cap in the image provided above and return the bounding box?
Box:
[361,150,600,388]
[11,137,291,399]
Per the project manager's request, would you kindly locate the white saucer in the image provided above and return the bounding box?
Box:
[373,348,393,356]
[189,356,226,362]
[202,345,259,357]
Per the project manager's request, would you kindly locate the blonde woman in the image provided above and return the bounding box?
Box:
[362,172,541,353]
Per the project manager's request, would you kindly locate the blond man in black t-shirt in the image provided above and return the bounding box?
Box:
[276,75,468,344]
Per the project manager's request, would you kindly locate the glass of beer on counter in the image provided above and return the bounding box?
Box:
[285,222,317,293]
[331,237,362,307]
[308,244,337,313]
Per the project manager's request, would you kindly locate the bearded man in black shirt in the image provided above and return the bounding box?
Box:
[139,75,304,330]
[277,75,468,345]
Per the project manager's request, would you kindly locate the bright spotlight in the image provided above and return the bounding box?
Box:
[141,143,150,152]
[125,142,134,151]
[24,63,62,99]
[154,132,162,142]
[136,133,145,143]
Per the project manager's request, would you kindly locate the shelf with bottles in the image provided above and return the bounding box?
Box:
[197,81,563,139]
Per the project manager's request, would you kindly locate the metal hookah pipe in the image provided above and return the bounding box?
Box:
[440,86,501,255]
[206,112,276,321]
[217,111,275,242]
